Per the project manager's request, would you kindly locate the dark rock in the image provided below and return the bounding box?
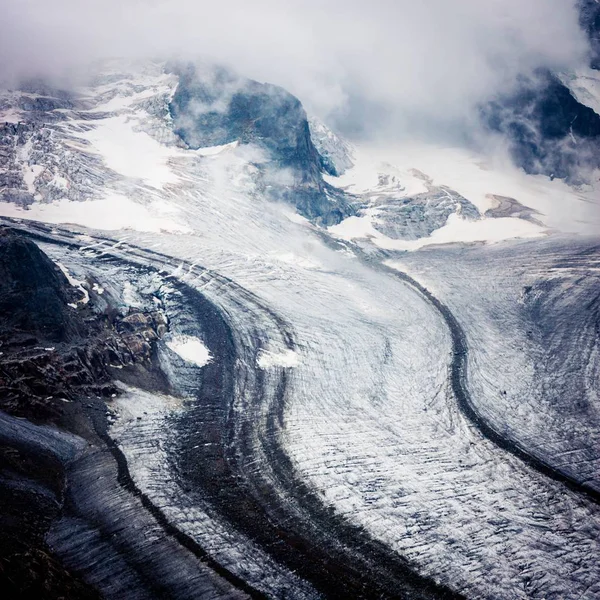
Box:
[578,0,600,69]
[120,311,152,330]
[0,228,85,343]
[484,194,543,225]
[0,414,100,600]
[168,64,355,225]
[481,2,600,179]
[18,96,74,113]
[0,189,36,207]
[372,187,480,241]
[0,229,169,421]
[482,70,600,181]
[0,233,173,599]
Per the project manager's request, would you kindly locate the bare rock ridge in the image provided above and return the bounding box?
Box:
[0,228,85,343]
[579,0,600,69]
[481,2,600,181]
[482,70,600,181]
[168,63,355,225]
[0,229,170,598]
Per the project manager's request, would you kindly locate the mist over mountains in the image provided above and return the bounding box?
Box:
[1,3,600,600]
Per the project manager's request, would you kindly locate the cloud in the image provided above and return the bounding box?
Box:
[0,0,590,140]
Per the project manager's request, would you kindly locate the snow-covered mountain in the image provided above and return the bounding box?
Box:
[1,56,598,255]
[1,15,600,598]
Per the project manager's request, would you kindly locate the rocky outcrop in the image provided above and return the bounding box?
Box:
[479,2,600,181]
[0,229,170,598]
[372,186,480,241]
[579,0,600,70]
[0,229,169,420]
[482,70,600,181]
[0,112,114,208]
[308,116,354,177]
[169,64,355,225]
[0,229,85,343]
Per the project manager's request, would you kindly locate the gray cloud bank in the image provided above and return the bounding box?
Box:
[0,0,592,140]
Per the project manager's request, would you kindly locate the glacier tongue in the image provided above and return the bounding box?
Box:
[1,58,600,599]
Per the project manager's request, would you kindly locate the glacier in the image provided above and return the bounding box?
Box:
[0,56,599,600]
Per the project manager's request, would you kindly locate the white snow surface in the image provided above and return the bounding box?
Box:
[257,349,299,369]
[0,195,191,233]
[324,145,428,197]
[560,67,600,116]
[328,142,600,235]
[194,141,240,156]
[330,210,545,251]
[110,382,184,421]
[107,381,316,599]
[308,116,354,175]
[76,115,181,189]
[55,261,89,304]
[165,334,212,367]
[0,108,23,123]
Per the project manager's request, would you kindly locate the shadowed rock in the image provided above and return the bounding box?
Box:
[169,64,355,225]
[482,70,600,181]
[0,228,85,344]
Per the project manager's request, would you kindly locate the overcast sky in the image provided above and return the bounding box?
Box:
[0,0,590,139]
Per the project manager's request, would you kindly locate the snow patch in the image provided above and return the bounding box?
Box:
[330,210,545,251]
[325,146,427,197]
[166,335,212,367]
[273,252,321,270]
[109,383,183,422]
[90,87,169,113]
[328,213,380,241]
[49,172,69,190]
[285,211,310,225]
[257,349,299,369]
[195,141,239,156]
[76,115,180,189]
[0,194,192,234]
[122,282,143,308]
[55,261,89,304]
[357,143,599,232]
[308,116,354,175]
[0,108,23,123]
[22,165,44,194]
[559,67,600,117]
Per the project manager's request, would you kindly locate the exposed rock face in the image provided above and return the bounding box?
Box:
[0,230,170,599]
[0,122,38,207]
[484,194,543,225]
[169,64,355,225]
[0,81,117,208]
[0,229,169,421]
[308,116,354,177]
[579,0,600,69]
[479,2,600,181]
[371,186,480,241]
[0,229,85,343]
[482,70,600,181]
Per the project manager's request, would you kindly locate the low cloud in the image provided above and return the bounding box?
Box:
[0,0,590,140]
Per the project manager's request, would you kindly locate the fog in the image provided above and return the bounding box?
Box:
[0,0,591,140]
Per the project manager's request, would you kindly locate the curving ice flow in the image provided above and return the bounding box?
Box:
[389,237,600,498]
[16,209,600,599]
[2,61,600,599]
